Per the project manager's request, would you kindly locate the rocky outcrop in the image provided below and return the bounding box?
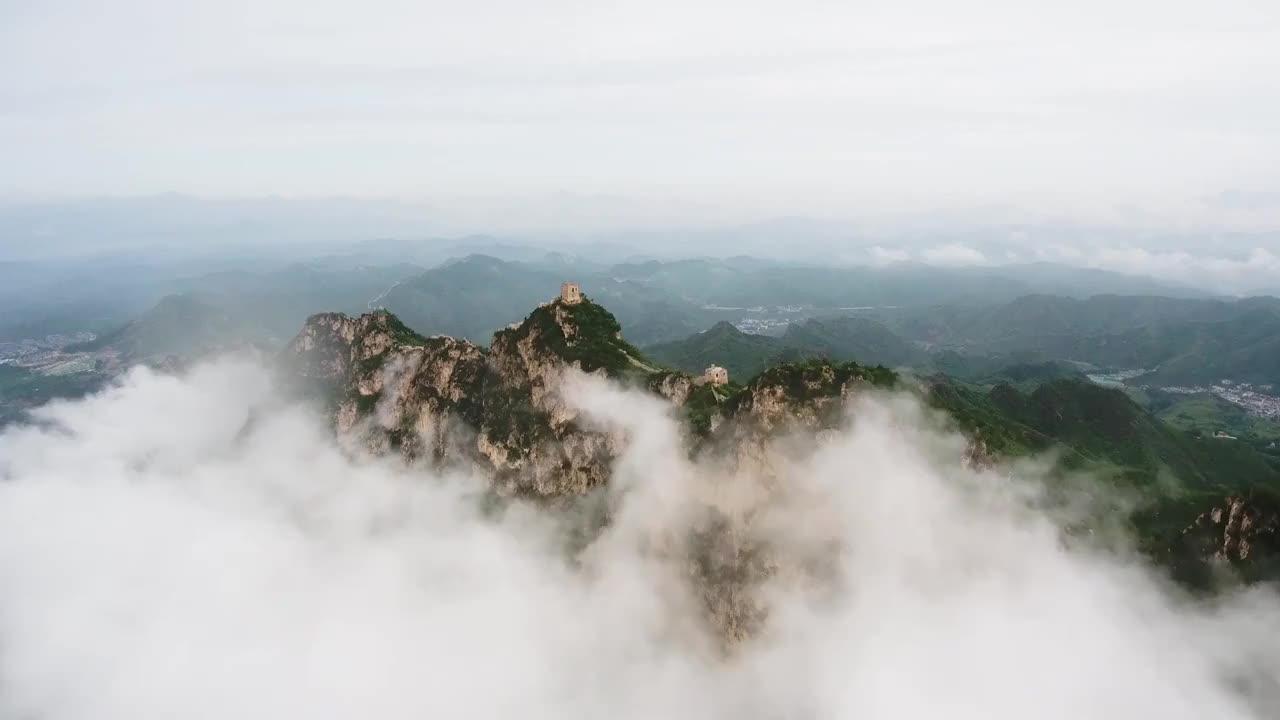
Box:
[647,370,696,406]
[1182,495,1280,566]
[282,299,909,648]
[719,360,896,453]
[285,300,908,480]
[285,299,662,498]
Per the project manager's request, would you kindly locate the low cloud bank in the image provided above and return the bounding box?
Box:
[1,358,1279,719]
[1030,245,1280,295]
[855,242,1280,295]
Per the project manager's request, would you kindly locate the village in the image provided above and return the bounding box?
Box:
[0,332,107,376]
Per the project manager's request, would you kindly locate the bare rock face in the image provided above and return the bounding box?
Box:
[285,300,653,498]
[1183,495,1280,566]
[284,312,361,381]
[730,363,886,432]
[282,300,909,649]
[648,371,696,406]
[963,436,994,471]
[717,362,892,464]
[285,303,904,493]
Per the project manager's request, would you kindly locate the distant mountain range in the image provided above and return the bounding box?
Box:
[7,254,1278,418]
[646,290,1280,389]
[874,294,1280,386]
[71,294,273,362]
[645,317,925,380]
[0,252,1228,343]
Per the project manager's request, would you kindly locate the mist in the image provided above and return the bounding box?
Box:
[1,357,1278,718]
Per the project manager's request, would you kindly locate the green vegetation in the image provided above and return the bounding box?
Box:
[645,316,922,381]
[924,378,1048,457]
[356,352,389,374]
[922,375,1280,494]
[1151,392,1280,445]
[372,309,430,346]
[990,379,1196,484]
[300,291,1280,584]
[745,358,896,400]
[347,311,433,375]
[645,321,802,379]
[0,364,109,425]
[479,382,555,461]
[1045,309,1280,387]
[509,297,652,379]
[873,294,1280,387]
[981,378,1279,489]
[683,382,744,436]
[376,255,716,345]
[71,293,280,362]
[611,258,1202,309]
[971,360,1088,389]
[353,390,381,414]
[779,316,926,368]
[718,358,898,430]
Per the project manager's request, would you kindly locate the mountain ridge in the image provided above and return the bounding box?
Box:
[279,294,1280,599]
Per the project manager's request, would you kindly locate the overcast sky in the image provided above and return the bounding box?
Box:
[2,0,1279,221]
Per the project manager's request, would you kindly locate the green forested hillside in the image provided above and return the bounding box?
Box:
[866,293,1280,386]
[1040,310,1280,386]
[928,376,1280,490]
[644,321,805,378]
[780,316,927,367]
[609,260,1203,308]
[378,255,718,345]
[645,316,922,379]
[76,293,274,361]
[874,294,1257,352]
[0,364,109,425]
[1152,392,1280,444]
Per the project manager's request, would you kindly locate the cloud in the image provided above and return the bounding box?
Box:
[1033,244,1280,294]
[920,243,989,266]
[0,358,1279,718]
[1097,246,1280,294]
[866,245,912,266]
[2,0,1279,209]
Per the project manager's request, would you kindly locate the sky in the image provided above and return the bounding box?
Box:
[3,0,1280,220]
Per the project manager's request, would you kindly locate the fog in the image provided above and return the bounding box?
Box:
[2,193,1278,296]
[2,357,1279,718]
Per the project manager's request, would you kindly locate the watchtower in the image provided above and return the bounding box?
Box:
[704,365,728,386]
[560,282,582,305]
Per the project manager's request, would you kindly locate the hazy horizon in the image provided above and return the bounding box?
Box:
[2,192,1278,295]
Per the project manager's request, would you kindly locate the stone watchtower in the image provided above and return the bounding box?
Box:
[704,365,728,386]
[560,282,582,305]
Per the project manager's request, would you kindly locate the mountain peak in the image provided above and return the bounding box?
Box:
[493,295,656,378]
[706,320,744,336]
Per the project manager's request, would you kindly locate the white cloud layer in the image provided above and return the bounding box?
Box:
[1,358,1279,718]
[1030,244,1280,294]
[919,243,990,266]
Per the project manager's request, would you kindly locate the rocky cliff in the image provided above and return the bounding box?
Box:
[281,296,1280,643]
[286,297,902,494]
[285,298,662,497]
[1175,494,1280,584]
[283,297,904,648]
